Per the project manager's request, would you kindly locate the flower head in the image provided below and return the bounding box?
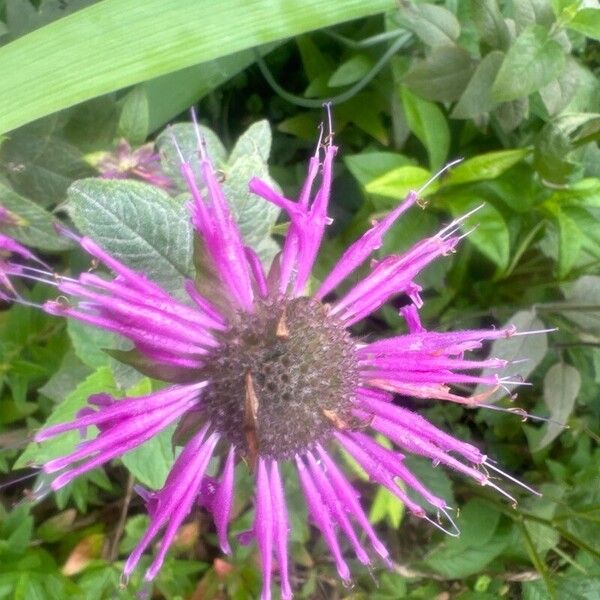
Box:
[5,111,538,599]
[93,139,173,190]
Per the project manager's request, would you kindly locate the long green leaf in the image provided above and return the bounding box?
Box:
[0,0,394,135]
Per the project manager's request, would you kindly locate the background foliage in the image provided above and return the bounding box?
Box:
[0,0,599,598]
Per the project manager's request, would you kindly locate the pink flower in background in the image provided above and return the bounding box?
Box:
[0,204,24,227]
[4,112,538,599]
[95,139,173,190]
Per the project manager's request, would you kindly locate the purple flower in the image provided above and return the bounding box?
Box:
[5,113,538,599]
[94,139,173,190]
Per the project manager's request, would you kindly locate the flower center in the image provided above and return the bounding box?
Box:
[201,297,358,461]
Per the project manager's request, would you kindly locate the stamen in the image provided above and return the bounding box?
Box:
[417,158,463,195]
[0,470,40,491]
[167,126,186,163]
[423,510,460,538]
[484,460,542,497]
[511,328,558,336]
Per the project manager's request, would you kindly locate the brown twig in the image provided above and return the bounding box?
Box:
[107,473,135,562]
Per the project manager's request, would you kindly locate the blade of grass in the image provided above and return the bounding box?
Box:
[0,0,395,135]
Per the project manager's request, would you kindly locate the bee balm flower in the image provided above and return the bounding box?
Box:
[5,112,537,599]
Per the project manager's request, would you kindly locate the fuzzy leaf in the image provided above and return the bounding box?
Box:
[0,182,72,251]
[67,178,194,299]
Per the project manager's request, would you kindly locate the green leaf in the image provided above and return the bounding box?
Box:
[159,119,280,258]
[447,196,510,270]
[535,362,581,450]
[470,0,512,50]
[344,152,415,187]
[0,116,93,206]
[514,0,556,30]
[328,54,373,87]
[157,122,227,192]
[474,309,549,398]
[369,485,405,528]
[67,178,194,299]
[120,378,176,489]
[399,3,461,47]
[0,182,72,251]
[0,0,395,135]
[562,275,600,334]
[400,86,449,171]
[567,8,600,41]
[534,113,600,185]
[451,51,504,119]
[365,165,434,200]
[117,86,149,146]
[403,45,475,103]
[425,501,508,578]
[15,367,117,468]
[66,320,113,370]
[539,56,584,117]
[445,148,530,186]
[491,25,565,102]
[551,205,583,276]
[524,577,600,600]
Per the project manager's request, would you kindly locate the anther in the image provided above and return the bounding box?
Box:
[276,307,290,339]
[243,371,260,472]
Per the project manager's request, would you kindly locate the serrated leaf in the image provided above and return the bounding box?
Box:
[223,154,280,248]
[400,86,449,171]
[157,122,227,192]
[0,118,93,206]
[451,51,504,119]
[474,310,549,399]
[403,45,475,103]
[0,182,71,251]
[67,320,113,370]
[535,362,580,450]
[491,25,565,102]
[118,86,149,145]
[67,178,194,299]
[228,119,272,164]
[15,367,117,468]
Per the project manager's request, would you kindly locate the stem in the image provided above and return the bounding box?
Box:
[107,473,135,563]
[254,32,411,108]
